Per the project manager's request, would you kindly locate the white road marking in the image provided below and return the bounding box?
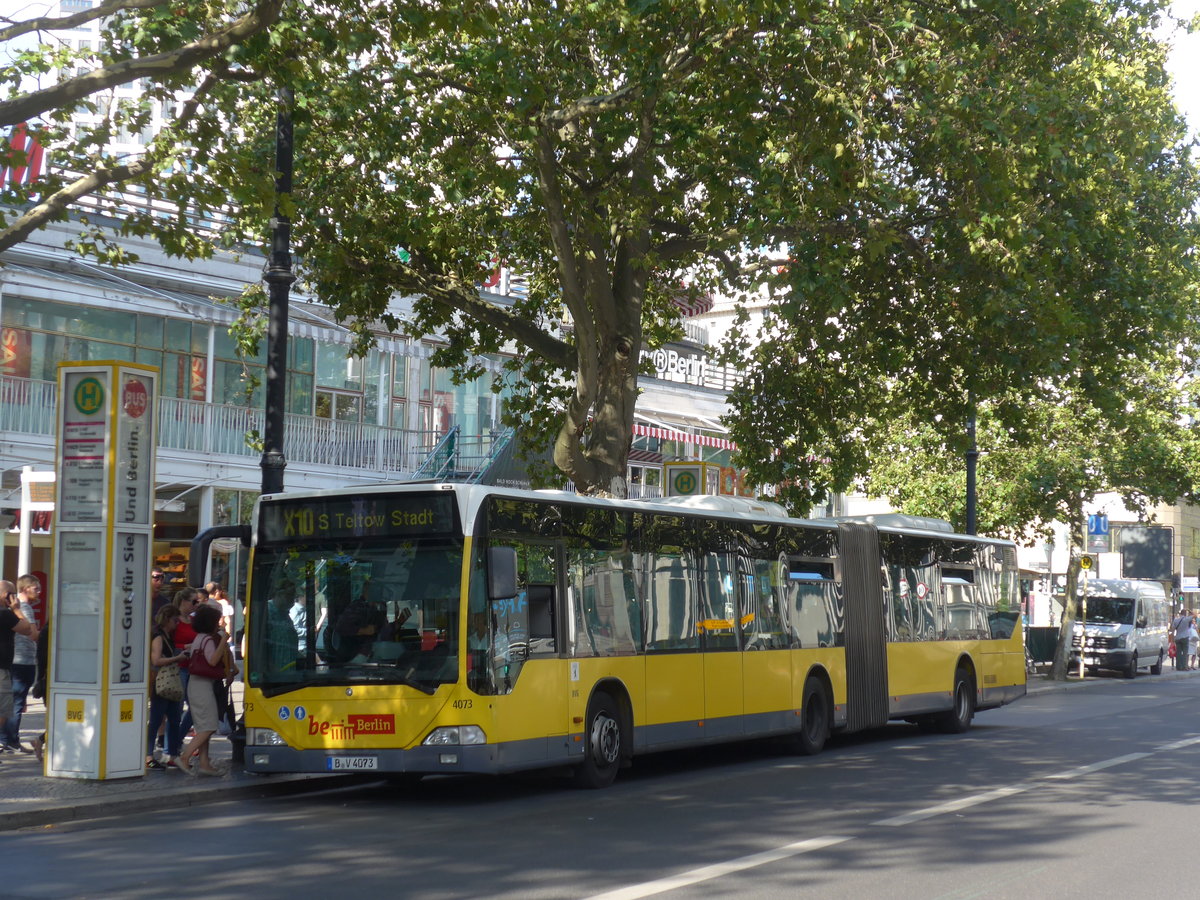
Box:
[587,732,1200,899]
[871,785,1030,827]
[1156,735,1200,751]
[1044,752,1150,780]
[581,836,851,900]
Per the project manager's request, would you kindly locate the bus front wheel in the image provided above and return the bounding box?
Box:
[574,692,622,789]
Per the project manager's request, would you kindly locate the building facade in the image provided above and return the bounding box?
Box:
[1,220,742,603]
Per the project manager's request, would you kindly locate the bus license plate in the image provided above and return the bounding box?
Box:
[327,756,378,771]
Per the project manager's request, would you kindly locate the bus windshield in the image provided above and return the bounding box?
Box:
[1075,596,1135,625]
[247,537,464,696]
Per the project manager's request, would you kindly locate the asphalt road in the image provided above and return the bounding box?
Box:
[6,675,1199,899]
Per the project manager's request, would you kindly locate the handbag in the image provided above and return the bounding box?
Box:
[154,662,184,702]
[186,636,227,680]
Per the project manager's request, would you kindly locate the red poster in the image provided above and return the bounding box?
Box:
[177,355,206,400]
[1,327,30,377]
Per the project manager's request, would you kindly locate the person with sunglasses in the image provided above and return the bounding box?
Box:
[150,569,171,619]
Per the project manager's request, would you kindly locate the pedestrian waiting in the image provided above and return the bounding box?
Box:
[1170,608,1193,672]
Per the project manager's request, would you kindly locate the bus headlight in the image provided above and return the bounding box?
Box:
[248,728,288,746]
[423,725,486,746]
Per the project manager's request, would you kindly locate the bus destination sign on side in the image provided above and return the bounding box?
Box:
[261,494,458,542]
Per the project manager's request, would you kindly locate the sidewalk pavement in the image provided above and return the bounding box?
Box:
[0,690,355,833]
[1,668,1193,832]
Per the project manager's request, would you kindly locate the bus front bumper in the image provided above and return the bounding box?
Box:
[1069,648,1134,671]
[246,737,572,776]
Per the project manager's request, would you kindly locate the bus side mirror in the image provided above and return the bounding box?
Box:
[488,547,518,601]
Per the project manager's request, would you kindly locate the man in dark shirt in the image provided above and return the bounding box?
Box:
[150,569,171,619]
[0,580,38,761]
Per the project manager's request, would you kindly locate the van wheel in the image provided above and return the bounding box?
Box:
[936,667,975,734]
[1124,653,1138,679]
[1150,650,1164,675]
[573,692,622,789]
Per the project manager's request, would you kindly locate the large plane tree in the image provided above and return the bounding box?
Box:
[4,0,1198,500]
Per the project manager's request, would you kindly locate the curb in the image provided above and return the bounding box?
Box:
[1025,667,1198,696]
[0,772,378,833]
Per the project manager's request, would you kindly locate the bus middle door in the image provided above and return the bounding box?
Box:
[700,549,743,740]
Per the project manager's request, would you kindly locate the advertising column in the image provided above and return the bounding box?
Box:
[47,362,157,779]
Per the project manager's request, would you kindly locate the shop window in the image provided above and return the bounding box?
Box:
[289,336,314,373]
[288,372,313,415]
[135,348,162,371]
[315,390,362,421]
[214,359,262,407]
[165,318,192,354]
[316,343,363,390]
[214,327,266,366]
[392,353,408,400]
[67,336,136,363]
[390,400,407,429]
[363,349,385,424]
[137,314,163,347]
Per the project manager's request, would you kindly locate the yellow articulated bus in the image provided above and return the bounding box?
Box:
[242,483,1025,787]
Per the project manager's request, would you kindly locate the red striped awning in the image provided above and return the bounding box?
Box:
[633,422,737,451]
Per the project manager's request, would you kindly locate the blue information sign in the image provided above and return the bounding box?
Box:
[1087,514,1109,536]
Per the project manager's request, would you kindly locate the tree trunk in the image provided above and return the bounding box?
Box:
[554,331,639,497]
[1049,551,1083,681]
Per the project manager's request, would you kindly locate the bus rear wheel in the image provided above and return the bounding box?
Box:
[936,667,975,734]
[792,677,830,756]
[1150,650,1164,675]
[573,692,622,789]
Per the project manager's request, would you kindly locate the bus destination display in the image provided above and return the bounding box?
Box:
[260,493,457,542]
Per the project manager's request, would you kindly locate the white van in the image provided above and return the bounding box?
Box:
[1070,579,1171,677]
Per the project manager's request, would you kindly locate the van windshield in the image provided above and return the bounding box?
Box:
[1076,596,1135,624]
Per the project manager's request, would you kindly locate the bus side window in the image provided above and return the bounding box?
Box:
[527,584,556,653]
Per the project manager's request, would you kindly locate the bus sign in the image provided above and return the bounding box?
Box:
[259,493,458,542]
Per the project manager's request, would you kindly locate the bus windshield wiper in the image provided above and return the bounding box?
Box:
[395,671,438,695]
[259,682,310,698]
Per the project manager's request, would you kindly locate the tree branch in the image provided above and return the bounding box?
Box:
[539,23,744,133]
[319,235,577,370]
[530,129,587,318]
[0,70,220,254]
[0,156,153,252]
[0,0,283,127]
[0,0,161,44]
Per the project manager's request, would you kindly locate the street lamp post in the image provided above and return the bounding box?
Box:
[965,397,977,535]
[260,87,294,496]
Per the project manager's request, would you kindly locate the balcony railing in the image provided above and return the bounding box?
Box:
[2,374,442,477]
[1,374,667,492]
